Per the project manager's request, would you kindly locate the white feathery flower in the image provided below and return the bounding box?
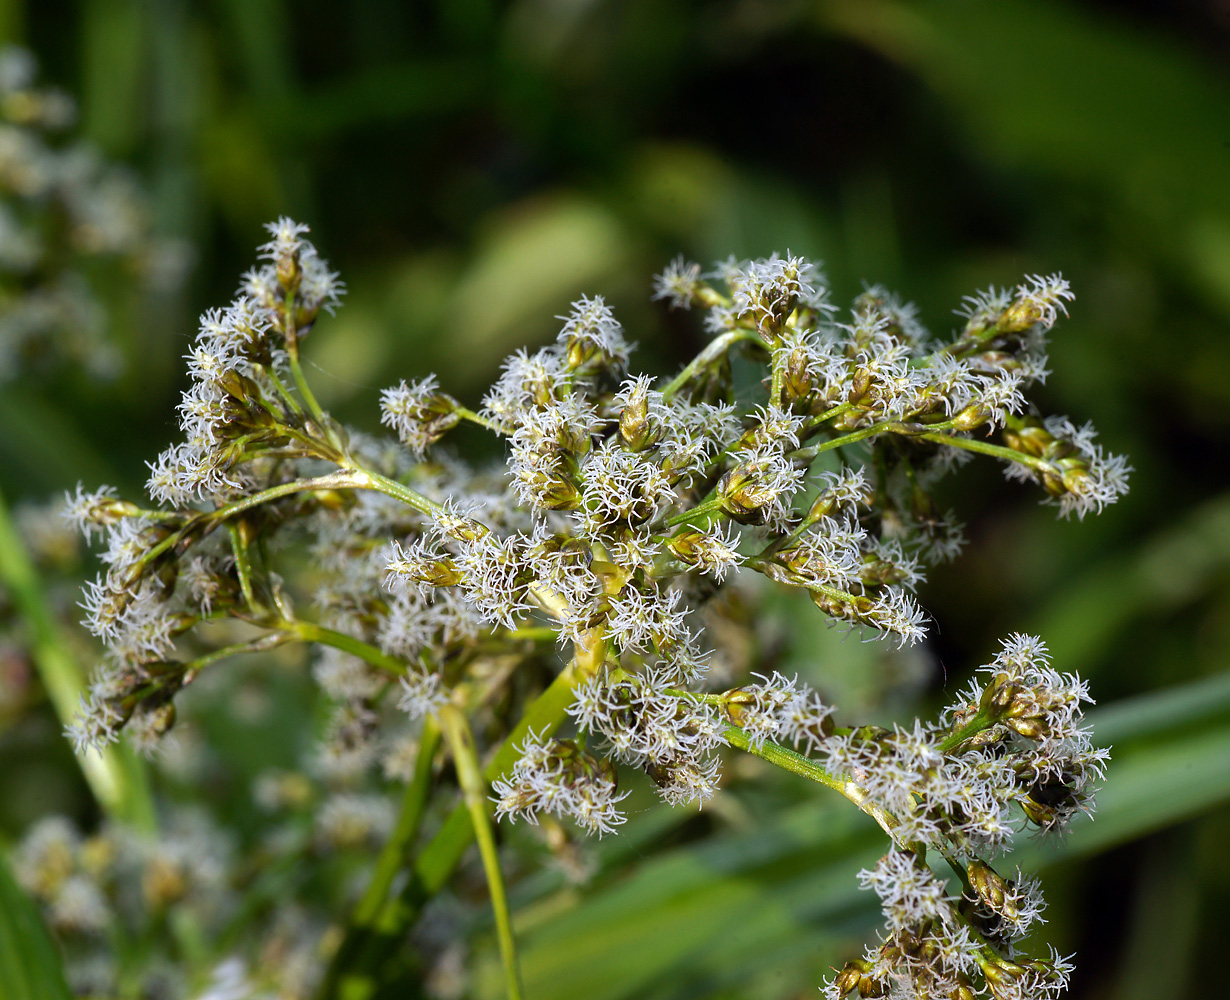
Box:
[258,216,310,263]
[956,283,1013,322]
[1014,272,1073,329]
[380,374,457,455]
[651,255,701,310]
[556,294,632,368]
[857,849,952,932]
[62,482,122,541]
[397,668,449,720]
[864,587,929,646]
[492,729,629,837]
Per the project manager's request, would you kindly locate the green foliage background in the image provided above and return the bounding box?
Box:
[1,1,1228,997]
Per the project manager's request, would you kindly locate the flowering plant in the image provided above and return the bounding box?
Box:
[52,218,1127,999]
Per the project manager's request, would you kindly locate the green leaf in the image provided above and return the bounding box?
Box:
[0,852,73,1000]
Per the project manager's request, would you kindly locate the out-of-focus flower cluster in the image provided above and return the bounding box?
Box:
[0,46,185,381]
[47,223,1127,998]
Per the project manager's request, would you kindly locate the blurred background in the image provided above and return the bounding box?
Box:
[1,1,1229,998]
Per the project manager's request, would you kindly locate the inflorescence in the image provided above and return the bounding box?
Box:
[60,220,1128,998]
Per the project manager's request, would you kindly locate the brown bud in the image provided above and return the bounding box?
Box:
[847,368,872,404]
[717,465,778,522]
[784,347,813,402]
[967,859,1009,912]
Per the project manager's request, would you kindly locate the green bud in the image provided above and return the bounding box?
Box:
[717,465,778,522]
[618,391,658,451]
[967,858,1009,912]
[1004,716,1049,740]
[950,403,991,432]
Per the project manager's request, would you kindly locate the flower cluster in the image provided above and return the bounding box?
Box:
[818,635,1102,999]
[492,730,629,836]
[56,224,1126,998]
[0,46,183,381]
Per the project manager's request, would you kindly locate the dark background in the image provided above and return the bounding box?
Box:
[2,2,1229,998]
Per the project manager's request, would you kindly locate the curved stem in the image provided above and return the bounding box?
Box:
[790,420,898,462]
[335,462,452,523]
[721,723,901,843]
[282,620,408,677]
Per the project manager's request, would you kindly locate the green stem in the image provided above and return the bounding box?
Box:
[357,721,441,926]
[187,633,291,676]
[936,710,996,754]
[439,706,523,1000]
[227,523,260,612]
[283,620,408,677]
[660,329,759,402]
[801,401,855,433]
[722,723,900,842]
[320,638,605,998]
[665,493,726,528]
[336,462,452,523]
[257,362,303,418]
[790,420,898,461]
[456,406,502,434]
[913,431,1051,475]
[281,290,332,439]
[206,471,361,522]
[288,351,332,437]
[0,489,156,831]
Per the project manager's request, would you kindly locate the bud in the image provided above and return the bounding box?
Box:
[1004,716,1049,740]
[666,529,706,566]
[847,368,872,405]
[950,402,991,432]
[950,977,977,1000]
[618,388,658,451]
[783,346,814,402]
[717,464,780,522]
[978,672,1017,715]
[1001,417,1052,457]
[967,859,1009,912]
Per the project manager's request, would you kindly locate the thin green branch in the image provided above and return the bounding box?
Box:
[790,420,898,462]
[660,328,760,402]
[456,405,502,434]
[354,721,441,927]
[319,635,606,998]
[665,493,725,528]
[913,431,1051,475]
[439,706,523,1000]
[227,523,260,612]
[722,723,900,842]
[937,710,996,754]
[282,620,408,677]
